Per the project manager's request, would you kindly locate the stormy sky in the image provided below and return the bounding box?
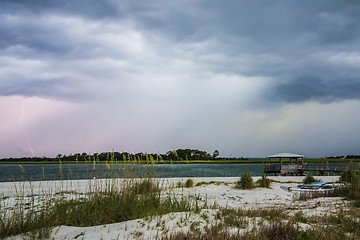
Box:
[1,0,360,158]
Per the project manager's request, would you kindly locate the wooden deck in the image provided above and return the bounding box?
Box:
[264,163,358,176]
[264,164,304,176]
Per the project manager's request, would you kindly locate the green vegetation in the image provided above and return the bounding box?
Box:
[185,179,194,188]
[256,174,272,188]
[161,207,360,239]
[195,181,224,187]
[296,190,337,201]
[0,149,244,164]
[304,158,360,163]
[0,180,202,239]
[340,167,358,183]
[2,157,360,165]
[12,148,360,164]
[235,172,256,189]
[176,179,195,188]
[133,178,159,194]
[302,173,320,184]
[2,154,360,239]
[296,168,360,203]
[339,167,360,206]
[235,173,273,189]
[0,160,204,239]
[0,159,268,165]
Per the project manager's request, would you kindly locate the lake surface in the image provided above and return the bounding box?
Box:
[0,162,354,182]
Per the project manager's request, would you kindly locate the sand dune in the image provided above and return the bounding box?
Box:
[2,176,345,239]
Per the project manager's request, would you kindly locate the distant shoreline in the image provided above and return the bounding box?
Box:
[1,159,360,164]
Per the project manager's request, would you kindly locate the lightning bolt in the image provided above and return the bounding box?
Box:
[27,137,35,157]
[21,102,35,157]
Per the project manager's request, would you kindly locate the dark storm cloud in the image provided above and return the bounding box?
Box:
[1,0,360,104]
[3,0,360,43]
[0,78,81,100]
[0,23,72,55]
[0,0,119,19]
[271,76,360,103]
[128,0,360,105]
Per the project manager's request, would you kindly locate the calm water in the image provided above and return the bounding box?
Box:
[0,162,354,182]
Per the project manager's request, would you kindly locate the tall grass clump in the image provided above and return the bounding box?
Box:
[340,167,358,183]
[302,173,320,184]
[133,178,159,194]
[296,190,337,201]
[1,179,195,238]
[48,180,191,227]
[0,155,201,239]
[340,167,360,206]
[246,221,303,239]
[185,179,194,188]
[256,175,271,188]
[235,172,255,189]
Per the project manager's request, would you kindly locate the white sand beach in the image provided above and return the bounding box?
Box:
[1,176,346,239]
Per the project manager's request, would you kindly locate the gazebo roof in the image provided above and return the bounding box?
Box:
[266,153,304,158]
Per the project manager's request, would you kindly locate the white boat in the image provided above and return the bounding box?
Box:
[281,181,345,193]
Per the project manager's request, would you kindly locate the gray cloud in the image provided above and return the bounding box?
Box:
[0,78,81,100]
[269,76,360,103]
[0,0,119,19]
[1,0,360,158]
[1,0,360,104]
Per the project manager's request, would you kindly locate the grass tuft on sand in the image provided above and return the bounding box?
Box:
[235,172,256,189]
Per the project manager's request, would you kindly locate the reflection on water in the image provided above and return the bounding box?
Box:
[0,162,352,182]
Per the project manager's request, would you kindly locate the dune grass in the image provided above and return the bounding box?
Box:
[160,206,360,240]
[185,179,194,188]
[338,167,360,206]
[302,173,320,184]
[255,174,272,188]
[235,172,256,189]
[0,178,202,239]
[235,173,271,189]
[0,158,203,239]
[2,159,360,239]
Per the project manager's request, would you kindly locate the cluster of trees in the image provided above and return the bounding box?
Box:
[345,155,360,159]
[166,149,219,161]
[326,155,360,159]
[0,149,226,162]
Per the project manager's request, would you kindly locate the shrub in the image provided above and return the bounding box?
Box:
[303,174,320,184]
[256,175,271,188]
[235,172,255,189]
[133,179,159,194]
[340,167,357,183]
[340,168,360,205]
[185,179,194,188]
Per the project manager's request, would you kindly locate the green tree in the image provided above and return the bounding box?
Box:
[213,150,219,158]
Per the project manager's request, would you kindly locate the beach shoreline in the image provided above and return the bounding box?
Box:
[0,175,339,196]
[2,176,347,239]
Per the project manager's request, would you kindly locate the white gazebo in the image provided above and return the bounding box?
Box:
[265,153,305,175]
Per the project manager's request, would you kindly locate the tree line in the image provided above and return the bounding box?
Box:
[326,155,360,159]
[0,149,245,162]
